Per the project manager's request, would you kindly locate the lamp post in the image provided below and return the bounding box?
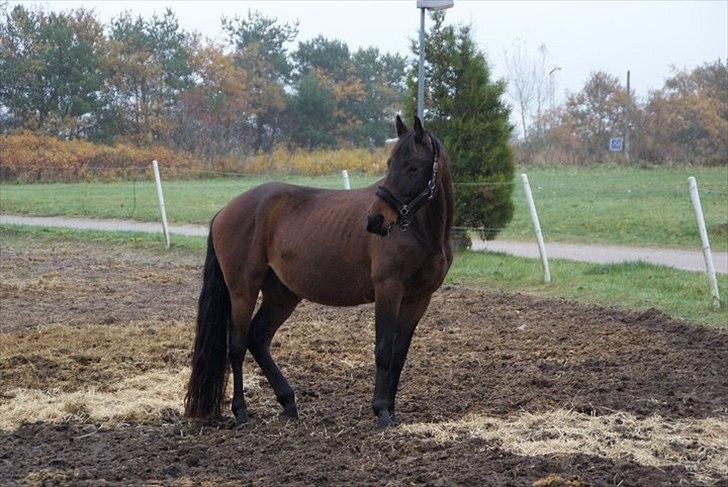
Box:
[416,0,454,122]
[548,65,561,111]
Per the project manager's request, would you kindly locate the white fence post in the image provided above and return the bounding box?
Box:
[688,176,720,308]
[152,160,170,249]
[520,173,551,283]
[341,169,351,190]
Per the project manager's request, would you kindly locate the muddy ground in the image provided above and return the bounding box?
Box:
[0,237,727,486]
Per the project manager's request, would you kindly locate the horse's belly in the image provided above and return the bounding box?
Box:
[270,255,374,306]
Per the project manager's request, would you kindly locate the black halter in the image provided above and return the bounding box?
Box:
[375,137,440,230]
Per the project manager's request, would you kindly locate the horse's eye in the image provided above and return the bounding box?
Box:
[408,166,418,173]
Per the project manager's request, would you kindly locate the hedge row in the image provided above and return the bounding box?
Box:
[0,133,388,183]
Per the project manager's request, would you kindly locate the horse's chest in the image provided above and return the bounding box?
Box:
[409,252,449,296]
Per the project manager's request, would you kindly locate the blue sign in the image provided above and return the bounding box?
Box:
[609,137,624,152]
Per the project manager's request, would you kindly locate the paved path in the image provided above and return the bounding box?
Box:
[2,213,726,274]
[1,214,209,237]
[471,239,727,274]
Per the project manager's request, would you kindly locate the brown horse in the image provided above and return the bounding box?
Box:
[184,115,454,427]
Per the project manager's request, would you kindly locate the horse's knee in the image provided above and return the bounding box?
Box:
[247,334,268,358]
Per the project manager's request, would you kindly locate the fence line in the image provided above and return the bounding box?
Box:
[5,165,728,194]
[688,177,721,307]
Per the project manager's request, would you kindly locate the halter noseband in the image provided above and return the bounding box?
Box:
[375,137,440,231]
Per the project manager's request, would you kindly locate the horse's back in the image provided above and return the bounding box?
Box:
[212,181,378,305]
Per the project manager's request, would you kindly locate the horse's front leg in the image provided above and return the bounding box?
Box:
[386,295,431,421]
[372,280,403,428]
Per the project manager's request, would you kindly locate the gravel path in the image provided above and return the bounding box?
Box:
[2,213,726,274]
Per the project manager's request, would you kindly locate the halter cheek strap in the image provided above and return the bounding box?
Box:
[375,137,440,230]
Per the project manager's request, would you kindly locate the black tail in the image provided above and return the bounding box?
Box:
[184,230,230,418]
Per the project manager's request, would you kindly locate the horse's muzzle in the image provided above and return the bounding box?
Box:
[366,213,389,236]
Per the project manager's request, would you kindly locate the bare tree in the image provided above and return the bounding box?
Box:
[503,40,557,140]
[503,39,534,139]
[532,44,551,137]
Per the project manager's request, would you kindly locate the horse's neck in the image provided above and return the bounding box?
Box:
[418,164,454,248]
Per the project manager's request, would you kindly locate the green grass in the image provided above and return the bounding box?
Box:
[0,173,381,225]
[497,165,728,251]
[449,250,727,328]
[1,165,726,250]
[2,224,725,328]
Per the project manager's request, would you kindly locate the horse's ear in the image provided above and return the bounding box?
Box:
[413,116,425,142]
[396,115,408,138]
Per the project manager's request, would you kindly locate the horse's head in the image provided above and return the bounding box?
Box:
[366,115,441,236]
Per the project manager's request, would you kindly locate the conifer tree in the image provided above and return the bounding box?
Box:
[406,12,515,240]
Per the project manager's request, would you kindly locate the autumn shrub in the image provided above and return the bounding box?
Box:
[243,146,387,175]
[0,132,388,183]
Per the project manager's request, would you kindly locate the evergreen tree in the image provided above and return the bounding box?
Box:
[350,48,406,146]
[222,10,298,152]
[405,12,515,240]
[287,72,337,150]
[0,6,106,136]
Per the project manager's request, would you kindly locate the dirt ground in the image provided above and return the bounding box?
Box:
[1,238,727,486]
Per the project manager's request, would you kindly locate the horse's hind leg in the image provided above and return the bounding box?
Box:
[248,273,301,418]
[227,288,259,425]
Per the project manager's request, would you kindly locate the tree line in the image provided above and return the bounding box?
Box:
[0,6,517,239]
[504,43,727,166]
[0,5,407,157]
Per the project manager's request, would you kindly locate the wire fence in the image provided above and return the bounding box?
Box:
[2,164,725,310]
[1,166,726,251]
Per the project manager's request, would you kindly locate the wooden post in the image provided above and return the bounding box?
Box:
[688,176,720,307]
[521,173,551,283]
[152,160,170,249]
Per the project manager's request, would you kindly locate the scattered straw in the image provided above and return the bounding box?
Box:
[403,409,728,484]
[0,271,73,294]
[0,368,264,430]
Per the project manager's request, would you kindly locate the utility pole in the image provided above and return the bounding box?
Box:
[625,70,631,162]
[416,1,454,123]
[417,7,426,121]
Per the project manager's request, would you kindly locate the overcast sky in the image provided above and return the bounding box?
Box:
[15,1,728,103]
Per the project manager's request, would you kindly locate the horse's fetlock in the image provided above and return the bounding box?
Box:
[276,387,295,406]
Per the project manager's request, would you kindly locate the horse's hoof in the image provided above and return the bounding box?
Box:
[233,409,250,427]
[375,412,395,429]
[280,404,299,419]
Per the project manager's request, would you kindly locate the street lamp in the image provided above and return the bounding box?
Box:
[548,65,561,111]
[416,0,454,122]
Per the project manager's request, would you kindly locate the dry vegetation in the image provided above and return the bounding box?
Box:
[404,411,728,484]
[0,132,388,183]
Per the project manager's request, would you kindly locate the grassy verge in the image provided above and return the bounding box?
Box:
[1,166,726,251]
[2,224,725,328]
[450,251,727,328]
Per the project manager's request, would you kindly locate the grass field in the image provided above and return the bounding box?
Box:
[2,224,725,327]
[1,165,726,250]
